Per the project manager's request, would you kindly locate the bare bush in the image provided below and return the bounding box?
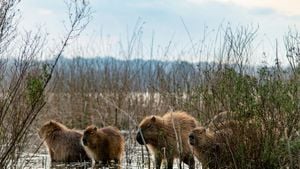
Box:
[0,0,91,167]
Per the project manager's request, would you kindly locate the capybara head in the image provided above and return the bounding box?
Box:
[136,115,162,145]
[39,120,64,139]
[189,126,214,147]
[82,125,98,146]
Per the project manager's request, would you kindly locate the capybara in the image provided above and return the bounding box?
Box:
[189,127,232,169]
[193,115,268,169]
[136,111,198,169]
[82,125,125,165]
[38,120,90,163]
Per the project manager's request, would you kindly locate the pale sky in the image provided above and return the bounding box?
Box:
[18,0,300,65]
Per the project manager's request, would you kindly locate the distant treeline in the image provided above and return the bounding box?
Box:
[50,56,264,93]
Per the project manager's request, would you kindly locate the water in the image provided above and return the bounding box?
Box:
[18,131,202,169]
[20,153,202,169]
[19,147,202,169]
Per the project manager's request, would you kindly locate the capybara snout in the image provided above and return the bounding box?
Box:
[189,127,206,146]
[189,133,196,146]
[136,129,145,145]
[82,134,88,146]
[82,126,97,146]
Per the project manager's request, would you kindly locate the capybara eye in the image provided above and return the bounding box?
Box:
[146,123,153,129]
[198,128,205,134]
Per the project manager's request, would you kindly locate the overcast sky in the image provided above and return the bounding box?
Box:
[19,0,300,65]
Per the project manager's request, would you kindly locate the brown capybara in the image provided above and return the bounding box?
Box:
[136,111,198,169]
[192,117,267,169]
[189,120,247,169]
[189,127,230,169]
[82,125,125,165]
[38,120,90,163]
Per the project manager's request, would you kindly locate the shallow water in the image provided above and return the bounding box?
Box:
[18,131,202,169]
[19,148,202,169]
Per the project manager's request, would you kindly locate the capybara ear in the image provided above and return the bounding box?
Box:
[151,116,156,123]
[93,126,97,131]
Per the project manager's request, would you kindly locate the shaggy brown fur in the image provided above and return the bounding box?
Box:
[189,123,238,169]
[38,120,90,163]
[194,110,276,169]
[136,111,198,169]
[82,125,125,166]
[193,113,269,169]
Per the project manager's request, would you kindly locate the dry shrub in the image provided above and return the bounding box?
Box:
[0,0,91,167]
